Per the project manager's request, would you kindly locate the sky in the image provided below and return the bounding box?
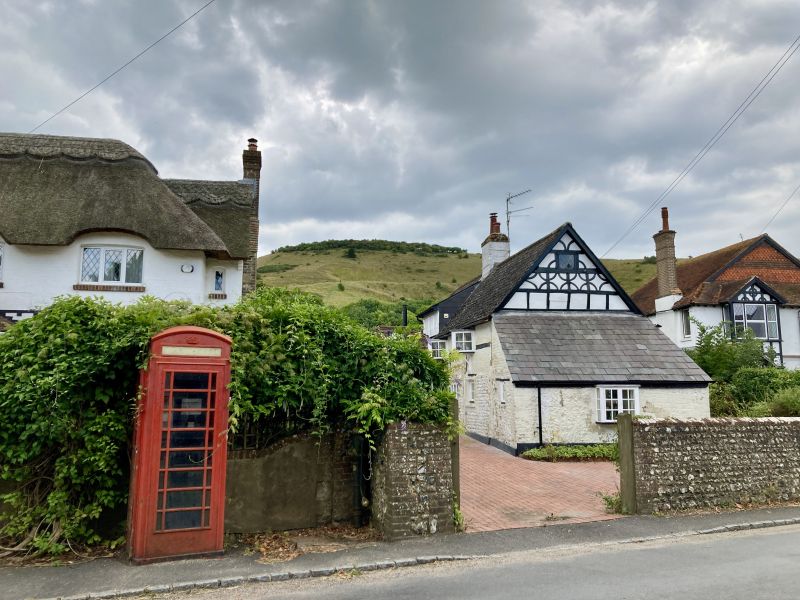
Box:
[2,0,800,258]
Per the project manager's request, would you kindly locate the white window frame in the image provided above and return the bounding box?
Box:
[429,340,446,359]
[681,309,691,339]
[732,302,778,340]
[80,245,144,285]
[596,386,639,423]
[452,330,475,352]
[466,378,475,403]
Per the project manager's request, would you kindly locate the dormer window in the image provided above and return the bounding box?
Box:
[453,331,474,352]
[81,246,143,284]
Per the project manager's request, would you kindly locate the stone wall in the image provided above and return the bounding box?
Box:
[225,431,355,533]
[372,422,455,540]
[619,415,800,513]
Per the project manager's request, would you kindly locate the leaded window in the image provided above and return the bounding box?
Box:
[81,246,144,284]
[214,269,225,292]
[596,386,639,423]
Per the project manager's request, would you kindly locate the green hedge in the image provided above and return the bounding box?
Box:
[521,444,618,462]
[0,288,452,554]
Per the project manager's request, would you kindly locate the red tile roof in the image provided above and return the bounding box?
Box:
[631,235,800,315]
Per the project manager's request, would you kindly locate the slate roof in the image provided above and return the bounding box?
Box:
[164,180,256,260]
[631,235,800,315]
[0,133,251,260]
[437,225,565,335]
[494,311,711,385]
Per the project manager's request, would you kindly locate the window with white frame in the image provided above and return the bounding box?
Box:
[214,269,225,292]
[466,378,475,403]
[732,303,778,340]
[681,309,691,338]
[453,330,474,352]
[596,386,639,423]
[429,340,446,359]
[81,246,143,284]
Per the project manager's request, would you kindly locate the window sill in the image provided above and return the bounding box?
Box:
[73,283,145,293]
[208,293,228,300]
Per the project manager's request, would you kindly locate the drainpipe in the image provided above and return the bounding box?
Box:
[402,304,408,326]
[537,388,544,446]
[352,435,365,528]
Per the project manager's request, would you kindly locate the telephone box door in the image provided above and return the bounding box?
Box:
[129,326,231,563]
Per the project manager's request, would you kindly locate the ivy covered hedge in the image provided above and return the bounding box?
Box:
[0,288,452,555]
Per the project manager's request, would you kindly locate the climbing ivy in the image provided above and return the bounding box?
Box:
[0,288,451,555]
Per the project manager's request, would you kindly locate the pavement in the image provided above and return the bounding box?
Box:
[6,506,800,600]
[459,436,620,531]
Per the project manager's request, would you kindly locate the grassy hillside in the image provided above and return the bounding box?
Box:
[257,242,667,308]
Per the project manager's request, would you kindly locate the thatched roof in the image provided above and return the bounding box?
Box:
[164,180,255,260]
[0,133,252,259]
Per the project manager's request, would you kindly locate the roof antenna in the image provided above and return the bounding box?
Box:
[505,189,533,243]
[740,233,744,241]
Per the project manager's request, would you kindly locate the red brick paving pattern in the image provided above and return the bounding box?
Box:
[459,436,621,532]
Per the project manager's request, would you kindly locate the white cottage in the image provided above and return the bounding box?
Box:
[0,133,261,323]
[632,208,800,369]
[431,215,710,454]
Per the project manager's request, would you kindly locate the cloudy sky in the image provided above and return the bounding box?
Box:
[2,0,800,258]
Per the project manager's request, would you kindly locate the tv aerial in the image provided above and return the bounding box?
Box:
[505,189,533,241]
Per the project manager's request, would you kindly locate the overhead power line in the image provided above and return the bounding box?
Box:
[602,33,800,257]
[761,181,800,233]
[28,0,218,134]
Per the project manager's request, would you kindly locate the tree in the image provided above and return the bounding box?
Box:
[686,321,775,383]
[343,247,357,259]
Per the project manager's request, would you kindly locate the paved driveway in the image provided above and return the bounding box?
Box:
[459,436,621,532]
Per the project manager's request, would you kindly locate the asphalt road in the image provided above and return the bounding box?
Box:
[143,525,800,600]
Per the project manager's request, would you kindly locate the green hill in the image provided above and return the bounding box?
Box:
[258,240,666,310]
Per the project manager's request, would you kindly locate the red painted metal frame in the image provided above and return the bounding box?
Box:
[128,326,232,563]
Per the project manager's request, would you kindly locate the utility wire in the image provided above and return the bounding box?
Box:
[602,33,800,257]
[761,181,800,233]
[27,0,218,134]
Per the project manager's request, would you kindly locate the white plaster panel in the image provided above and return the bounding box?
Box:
[504,292,527,309]
[608,295,627,310]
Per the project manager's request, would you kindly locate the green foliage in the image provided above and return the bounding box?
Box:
[686,321,775,383]
[521,443,618,462]
[600,491,623,514]
[339,298,434,329]
[337,282,345,291]
[343,248,357,260]
[730,367,800,405]
[768,387,800,417]
[709,382,740,417]
[641,255,657,265]
[274,239,466,255]
[0,289,452,555]
[256,263,297,274]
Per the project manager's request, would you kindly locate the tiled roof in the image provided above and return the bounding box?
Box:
[438,224,566,335]
[494,311,711,385]
[631,235,800,314]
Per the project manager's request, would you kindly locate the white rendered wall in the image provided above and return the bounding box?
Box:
[0,232,242,313]
[422,312,439,338]
[539,386,710,444]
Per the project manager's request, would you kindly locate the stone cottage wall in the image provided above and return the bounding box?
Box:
[372,422,455,540]
[619,416,800,513]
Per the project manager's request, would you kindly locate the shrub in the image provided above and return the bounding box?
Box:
[522,443,618,462]
[343,248,357,259]
[0,289,452,555]
[337,282,345,291]
[730,367,799,407]
[257,263,297,274]
[709,382,740,417]
[769,387,800,417]
[687,322,775,383]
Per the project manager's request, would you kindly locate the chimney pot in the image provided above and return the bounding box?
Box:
[247,138,258,151]
[661,207,670,232]
[489,212,500,234]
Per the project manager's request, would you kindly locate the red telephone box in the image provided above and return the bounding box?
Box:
[128,326,232,563]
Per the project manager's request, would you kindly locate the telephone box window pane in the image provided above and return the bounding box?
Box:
[166,490,203,509]
[157,492,164,509]
[171,391,207,410]
[161,431,167,448]
[165,510,201,530]
[170,431,206,448]
[168,450,206,468]
[172,411,206,429]
[158,472,165,489]
[167,470,204,489]
[204,490,212,507]
[173,372,210,390]
[206,469,213,486]
[203,509,210,527]
[155,514,164,531]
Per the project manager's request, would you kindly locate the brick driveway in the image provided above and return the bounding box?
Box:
[459,436,621,532]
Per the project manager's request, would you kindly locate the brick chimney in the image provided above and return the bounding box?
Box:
[481,213,510,279]
[653,207,681,300]
[241,138,262,295]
